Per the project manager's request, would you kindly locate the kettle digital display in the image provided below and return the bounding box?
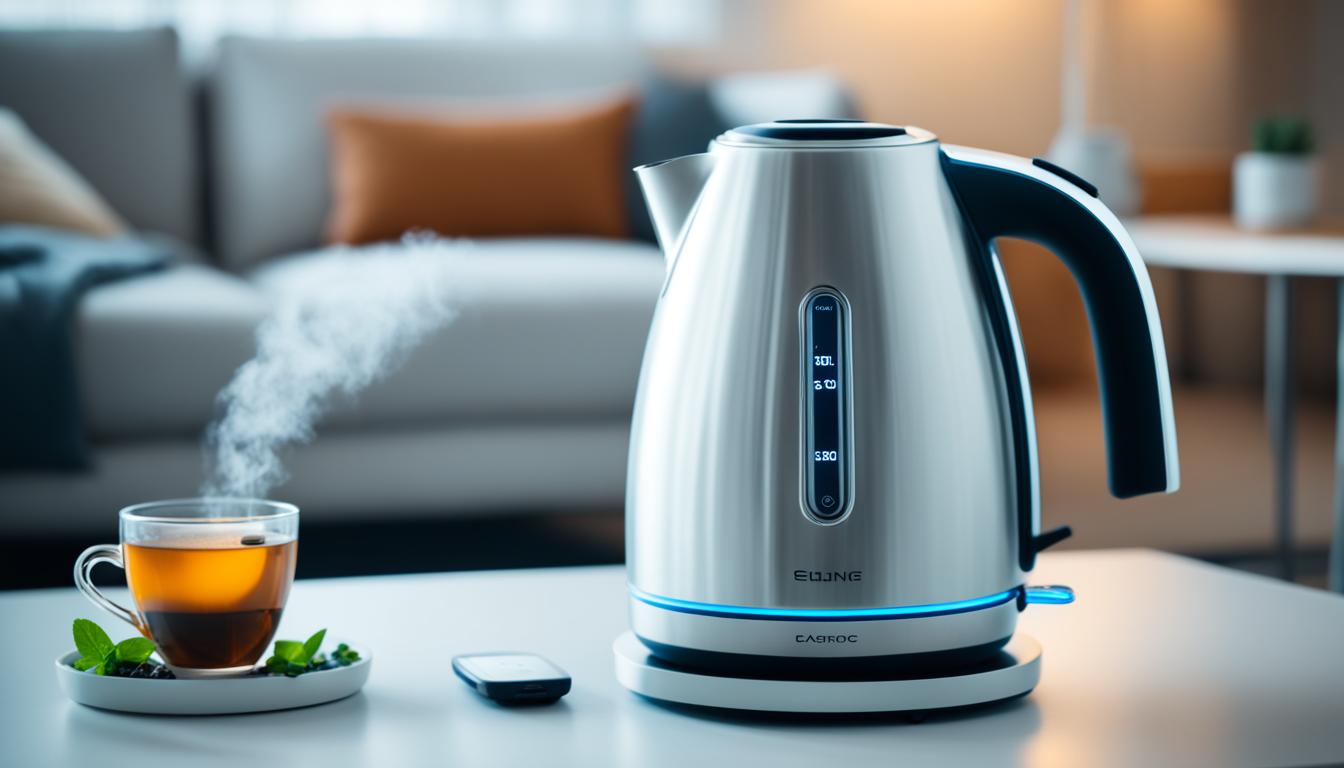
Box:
[802,288,851,522]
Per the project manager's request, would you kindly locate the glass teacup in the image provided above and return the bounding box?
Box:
[73,498,298,678]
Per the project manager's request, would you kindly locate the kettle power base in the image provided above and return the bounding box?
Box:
[612,631,1041,714]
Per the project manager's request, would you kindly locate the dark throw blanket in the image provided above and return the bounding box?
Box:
[0,226,169,470]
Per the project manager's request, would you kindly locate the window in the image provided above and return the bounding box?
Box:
[0,0,721,56]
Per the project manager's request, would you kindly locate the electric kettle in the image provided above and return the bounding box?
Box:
[626,120,1179,673]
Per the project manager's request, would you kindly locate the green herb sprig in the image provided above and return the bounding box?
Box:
[68,619,360,678]
[264,629,361,677]
[71,618,159,676]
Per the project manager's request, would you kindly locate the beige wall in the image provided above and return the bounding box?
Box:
[671,0,1323,164]
[739,0,1068,155]
[658,0,1340,396]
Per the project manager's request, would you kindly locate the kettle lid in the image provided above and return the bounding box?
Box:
[719,120,935,148]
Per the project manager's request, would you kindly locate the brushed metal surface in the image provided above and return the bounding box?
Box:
[627,128,1022,610]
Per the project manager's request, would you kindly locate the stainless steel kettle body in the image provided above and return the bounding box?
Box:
[627,121,1179,673]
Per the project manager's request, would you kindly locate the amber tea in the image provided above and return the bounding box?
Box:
[124,538,296,670]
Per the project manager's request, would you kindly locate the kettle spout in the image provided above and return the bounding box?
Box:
[635,153,717,256]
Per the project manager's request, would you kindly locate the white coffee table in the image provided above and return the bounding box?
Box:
[4,551,1343,767]
[1128,214,1344,590]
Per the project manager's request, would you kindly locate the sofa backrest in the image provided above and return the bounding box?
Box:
[211,37,646,271]
[0,27,199,244]
[708,70,858,128]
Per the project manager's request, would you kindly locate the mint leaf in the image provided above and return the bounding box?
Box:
[273,640,306,664]
[96,649,117,676]
[73,619,114,661]
[115,637,155,665]
[262,629,343,676]
[73,657,99,672]
[302,629,326,662]
[263,656,307,677]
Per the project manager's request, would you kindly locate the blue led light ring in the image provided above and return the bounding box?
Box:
[629,585,1021,623]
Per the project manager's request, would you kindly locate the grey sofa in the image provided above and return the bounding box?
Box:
[0,28,852,538]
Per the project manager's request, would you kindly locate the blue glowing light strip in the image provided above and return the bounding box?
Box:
[1023,585,1075,605]
[629,585,1021,622]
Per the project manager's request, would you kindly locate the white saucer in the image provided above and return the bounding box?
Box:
[55,645,372,715]
[613,631,1040,714]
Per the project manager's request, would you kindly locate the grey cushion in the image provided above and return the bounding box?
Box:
[76,239,664,441]
[0,27,197,243]
[211,37,646,271]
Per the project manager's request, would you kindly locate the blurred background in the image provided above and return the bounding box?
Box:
[0,0,1340,590]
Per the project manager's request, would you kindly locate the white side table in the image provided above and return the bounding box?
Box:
[1127,214,1344,590]
[5,553,1344,766]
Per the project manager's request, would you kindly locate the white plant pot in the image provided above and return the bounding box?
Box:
[1234,152,1319,230]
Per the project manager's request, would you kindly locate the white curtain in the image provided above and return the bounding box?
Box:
[0,0,720,54]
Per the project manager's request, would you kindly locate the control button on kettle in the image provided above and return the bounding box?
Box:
[1030,157,1099,198]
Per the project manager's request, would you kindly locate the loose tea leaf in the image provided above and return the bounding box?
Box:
[332,643,361,666]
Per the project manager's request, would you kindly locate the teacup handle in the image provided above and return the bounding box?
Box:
[74,544,146,635]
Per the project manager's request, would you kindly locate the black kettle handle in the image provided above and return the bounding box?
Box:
[941,145,1179,571]
[941,145,1179,503]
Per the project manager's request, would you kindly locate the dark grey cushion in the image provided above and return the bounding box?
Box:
[624,76,732,243]
[0,27,198,244]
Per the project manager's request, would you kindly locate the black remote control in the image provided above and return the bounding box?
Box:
[452,653,571,705]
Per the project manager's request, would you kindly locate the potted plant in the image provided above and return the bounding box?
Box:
[1234,116,1318,230]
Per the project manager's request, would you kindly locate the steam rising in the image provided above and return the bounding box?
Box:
[203,234,464,500]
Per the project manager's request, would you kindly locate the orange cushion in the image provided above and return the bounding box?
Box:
[325,96,636,244]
